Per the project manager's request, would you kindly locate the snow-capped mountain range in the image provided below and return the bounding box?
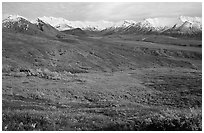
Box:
[2,15,202,36]
[37,16,115,31]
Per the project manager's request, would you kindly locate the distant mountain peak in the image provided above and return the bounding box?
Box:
[3,15,28,23]
[179,16,202,23]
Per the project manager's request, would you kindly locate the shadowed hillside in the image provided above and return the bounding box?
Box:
[62,28,87,36]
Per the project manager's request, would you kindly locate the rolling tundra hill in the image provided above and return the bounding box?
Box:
[2,31,202,74]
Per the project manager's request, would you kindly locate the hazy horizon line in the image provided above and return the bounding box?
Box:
[3,14,202,23]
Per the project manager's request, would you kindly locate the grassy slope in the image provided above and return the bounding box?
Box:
[105,34,202,47]
[3,32,201,72]
[2,32,202,131]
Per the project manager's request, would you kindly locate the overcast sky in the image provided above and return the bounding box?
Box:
[2,2,202,22]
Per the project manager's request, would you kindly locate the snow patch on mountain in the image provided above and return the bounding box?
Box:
[3,15,28,23]
[38,16,115,31]
[142,18,178,28]
[2,15,31,30]
[180,16,202,24]
[113,20,136,28]
[133,16,202,33]
[179,16,202,29]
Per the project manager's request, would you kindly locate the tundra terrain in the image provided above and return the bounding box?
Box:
[2,30,202,130]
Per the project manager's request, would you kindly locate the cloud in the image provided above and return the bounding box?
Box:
[2,2,202,22]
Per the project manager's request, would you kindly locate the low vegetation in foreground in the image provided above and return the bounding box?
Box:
[2,67,202,131]
[2,107,202,131]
